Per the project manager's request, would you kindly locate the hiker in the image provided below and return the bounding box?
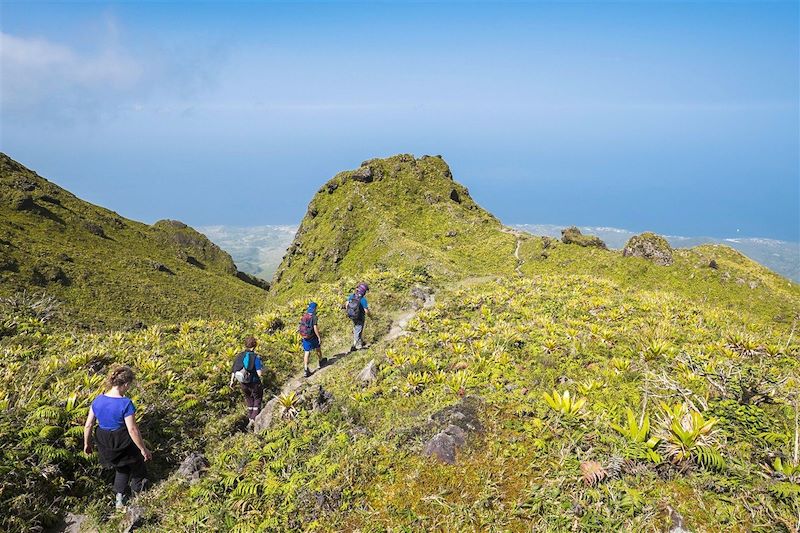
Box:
[345,282,370,351]
[299,301,325,378]
[83,365,151,510]
[229,336,264,428]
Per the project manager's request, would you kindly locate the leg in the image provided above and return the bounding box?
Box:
[304,350,310,371]
[128,456,148,495]
[241,383,257,419]
[114,465,131,495]
[354,322,364,349]
[316,347,325,367]
[252,382,263,416]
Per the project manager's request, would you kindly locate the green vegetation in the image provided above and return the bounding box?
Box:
[272,154,517,298]
[0,154,267,329]
[1,153,799,532]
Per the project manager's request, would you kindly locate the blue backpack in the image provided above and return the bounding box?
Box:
[234,351,256,383]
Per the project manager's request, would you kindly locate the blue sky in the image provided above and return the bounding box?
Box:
[2,1,798,240]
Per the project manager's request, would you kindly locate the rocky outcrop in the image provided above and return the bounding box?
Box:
[356,360,378,383]
[235,270,270,290]
[177,453,209,483]
[254,397,280,433]
[561,226,607,249]
[623,232,674,266]
[422,395,483,465]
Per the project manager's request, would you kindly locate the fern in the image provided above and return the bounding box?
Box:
[769,482,800,501]
[695,445,725,471]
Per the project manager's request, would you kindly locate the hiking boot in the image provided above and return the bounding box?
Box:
[319,357,328,367]
[304,368,312,378]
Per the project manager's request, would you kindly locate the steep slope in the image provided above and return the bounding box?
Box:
[0,154,267,328]
[272,154,518,295]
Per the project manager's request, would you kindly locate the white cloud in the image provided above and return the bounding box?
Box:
[1,31,145,118]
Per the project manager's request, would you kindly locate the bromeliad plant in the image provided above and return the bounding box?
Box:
[543,390,587,418]
[277,391,300,419]
[611,407,661,463]
[656,402,724,470]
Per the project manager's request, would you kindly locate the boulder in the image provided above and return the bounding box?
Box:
[443,424,467,446]
[310,385,333,412]
[121,505,145,533]
[561,226,607,249]
[254,397,280,433]
[422,395,483,465]
[410,286,433,306]
[351,166,374,183]
[423,432,457,464]
[449,189,461,203]
[622,232,673,266]
[57,512,92,533]
[83,222,106,238]
[357,360,378,383]
[177,452,209,483]
[148,261,174,275]
[31,264,69,286]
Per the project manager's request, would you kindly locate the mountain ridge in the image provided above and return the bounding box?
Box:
[0,153,268,328]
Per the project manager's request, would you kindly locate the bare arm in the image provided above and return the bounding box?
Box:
[83,407,96,454]
[124,414,152,461]
[314,324,322,343]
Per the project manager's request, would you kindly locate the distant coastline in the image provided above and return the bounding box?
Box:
[200,224,800,283]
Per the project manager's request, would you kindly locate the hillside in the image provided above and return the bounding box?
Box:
[271,154,518,296]
[0,154,268,329]
[1,154,799,532]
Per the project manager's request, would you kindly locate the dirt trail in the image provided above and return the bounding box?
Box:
[386,292,436,341]
[501,227,525,277]
[260,289,437,416]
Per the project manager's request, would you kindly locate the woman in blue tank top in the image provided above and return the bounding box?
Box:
[83,365,152,510]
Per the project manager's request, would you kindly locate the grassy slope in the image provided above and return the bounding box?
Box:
[0,154,266,328]
[2,153,799,532]
[133,157,799,532]
[272,154,517,299]
[141,273,799,532]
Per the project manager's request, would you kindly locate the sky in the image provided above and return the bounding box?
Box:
[1,1,798,241]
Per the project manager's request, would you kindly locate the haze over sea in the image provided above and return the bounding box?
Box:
[3,1,798,244]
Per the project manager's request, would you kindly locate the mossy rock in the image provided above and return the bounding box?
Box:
[560,226,607,249]
[623,232,674,266]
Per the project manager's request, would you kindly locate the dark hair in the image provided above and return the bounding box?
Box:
[244,336,257,350]
[106,364,135,388]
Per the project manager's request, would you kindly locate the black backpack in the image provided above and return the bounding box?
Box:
[346,294,364,321]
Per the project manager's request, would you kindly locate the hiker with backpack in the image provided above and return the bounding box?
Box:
[345,282,370,351]
[229,336,264,428]
[83,365,151,510]
[298,301,325,378]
